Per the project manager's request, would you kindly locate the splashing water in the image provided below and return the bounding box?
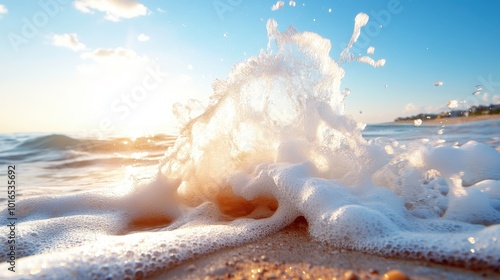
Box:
[1,14,500,279]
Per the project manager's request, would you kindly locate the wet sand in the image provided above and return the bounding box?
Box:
[394,114,500,125]
[156,218,499,280]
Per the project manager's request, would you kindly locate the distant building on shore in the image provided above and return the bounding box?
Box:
[395,103,500,122]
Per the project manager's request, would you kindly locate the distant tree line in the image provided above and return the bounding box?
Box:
[395,104,500,122]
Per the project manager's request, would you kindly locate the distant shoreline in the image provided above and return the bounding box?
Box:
[393,113,500,125]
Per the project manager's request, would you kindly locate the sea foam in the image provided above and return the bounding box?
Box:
[1,14,499,278]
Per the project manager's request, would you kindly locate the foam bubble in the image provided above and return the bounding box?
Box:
[357,56,386,68]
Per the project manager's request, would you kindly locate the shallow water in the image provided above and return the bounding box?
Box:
[0,133,176,205]
[1,121,498,206]
[1,14,499,279]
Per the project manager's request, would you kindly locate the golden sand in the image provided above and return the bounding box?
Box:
[155,218,499,280]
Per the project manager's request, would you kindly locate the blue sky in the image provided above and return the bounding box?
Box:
[1,0,499,135]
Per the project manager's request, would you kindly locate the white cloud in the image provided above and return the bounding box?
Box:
[52,33,86,52]
[157,7,166,13]
[492,95,500,104]
[402,102,447,116]
[137,33,150,42]
[482,92,489,102]
[0,4,7,15]
[403,103,420,115]
[289,1,296,7]
[77,48,150,80]
[482,93,500,104]
[433,81,443,87]
[271,1,284,11]
[367,46,375,55]
[74,0,149,22]
[81,47,143,62]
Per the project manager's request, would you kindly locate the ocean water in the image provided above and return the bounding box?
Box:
[1,14,500,279]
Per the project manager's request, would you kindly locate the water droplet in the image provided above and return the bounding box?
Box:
[384,269,409,280]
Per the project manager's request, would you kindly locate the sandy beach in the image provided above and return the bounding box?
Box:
[156,218,499,280]
[394,114,500,125]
